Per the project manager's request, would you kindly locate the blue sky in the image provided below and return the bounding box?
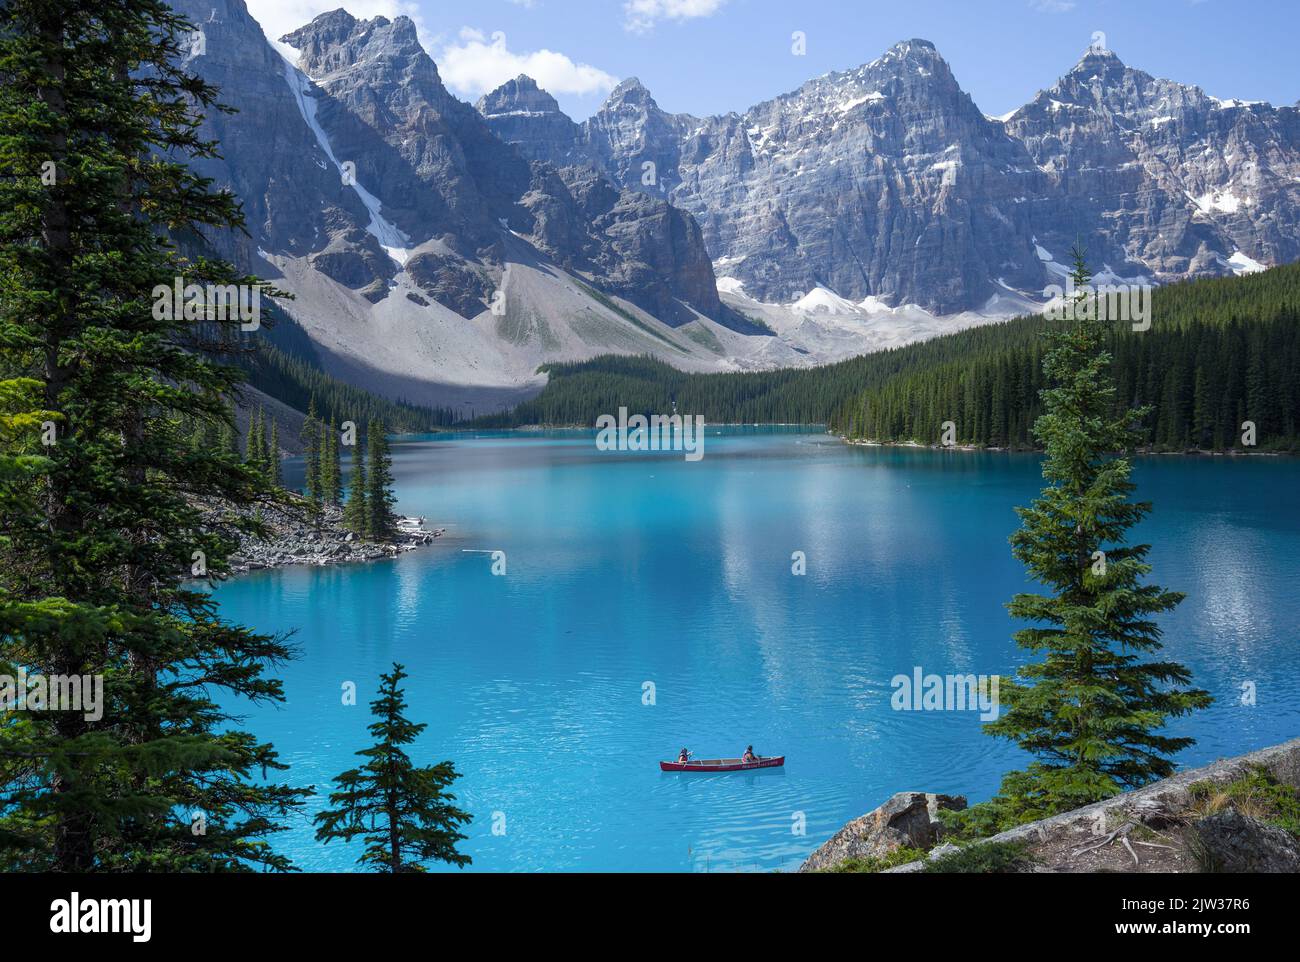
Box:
[250,0,1300,120]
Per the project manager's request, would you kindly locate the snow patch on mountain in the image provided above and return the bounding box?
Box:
[1226,251,1266,274]
[1033,238,1071,279]
[1189,189,1247,215]
[281,56,412,265]
[792,286,862,315]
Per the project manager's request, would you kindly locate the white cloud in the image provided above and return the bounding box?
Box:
[437,28,617,99]
[624,0,728,33]
[1029,0,1077,11]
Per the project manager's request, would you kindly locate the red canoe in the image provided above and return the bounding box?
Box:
[659,755,785,772]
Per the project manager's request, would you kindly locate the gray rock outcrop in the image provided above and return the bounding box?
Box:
[1193,809,1300,873]
[869,736,1300,874]
[477,76,589,167]
[797,791,966,872]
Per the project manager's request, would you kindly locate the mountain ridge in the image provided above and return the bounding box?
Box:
[170,0,770,413]
[482,38,1298,314]
[169,1,1300,413]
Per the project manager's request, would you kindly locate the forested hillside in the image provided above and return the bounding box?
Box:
[484,264,1300,452]
[243,343,457,435]
[475,353,869,427]
[831,266,1300,450]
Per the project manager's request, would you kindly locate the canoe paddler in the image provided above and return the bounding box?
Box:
[677,747,691,764]
[742,745,757,763]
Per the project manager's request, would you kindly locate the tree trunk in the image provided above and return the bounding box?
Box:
[35,10,95,873]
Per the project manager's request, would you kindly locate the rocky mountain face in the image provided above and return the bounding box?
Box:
[530,164,722,323]
[274,10,726,324]
[487,40,1060,312]
[281,10,531,259]
[1004,47,1300,281]
[171,1,731,320]
[475,75,720,322]
[582,78,698,198]
[166,1,756,411]
[167,0,385,283]
[486,40,1300,314]
[476,76,587,166]
[674,40,1049,313]
[171,2,1299,406]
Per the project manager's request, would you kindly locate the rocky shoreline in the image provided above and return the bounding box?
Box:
[800,736,1300,873]
[222,501,444,574]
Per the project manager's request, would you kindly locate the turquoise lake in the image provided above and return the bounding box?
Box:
[212,429,1300,872]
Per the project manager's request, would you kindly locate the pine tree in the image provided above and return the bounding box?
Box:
[328,420,344,504]
[1192,366,1212,450]
[190,418,214,453]
[268,418,281,487]
[0,0,306,870]
[220,401,242,460]
[244,405,262,467]
[343,436,368,539]
[366,419,397,541]
[303,395,320,505]
[257,408,273,478]
[319,418,337,506]
[218,421,238,459]
[979,247,1211,823]
[314,664,471,872]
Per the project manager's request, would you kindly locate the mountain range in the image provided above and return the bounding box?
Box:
[482,40,1299,307]
[172,2,1300,412]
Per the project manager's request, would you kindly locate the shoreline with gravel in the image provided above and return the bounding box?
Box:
[218,501,444,575]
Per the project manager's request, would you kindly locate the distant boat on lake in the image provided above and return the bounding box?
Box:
[660,755,785,772]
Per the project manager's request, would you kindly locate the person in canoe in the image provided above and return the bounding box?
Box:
[677,747,691,765]
[742,745,757,764]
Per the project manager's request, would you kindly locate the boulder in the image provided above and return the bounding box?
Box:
[798,792,966,872]
[1193,810,1300,873]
